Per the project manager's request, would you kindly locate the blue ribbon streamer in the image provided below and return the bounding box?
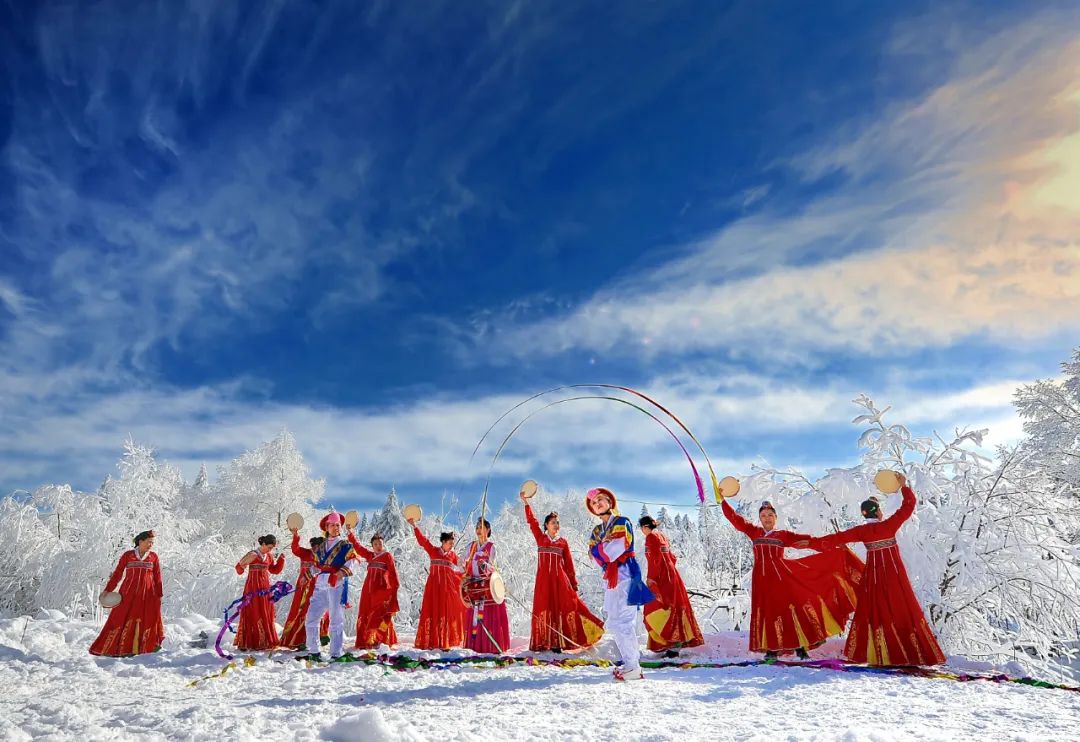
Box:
[215,580,294,661]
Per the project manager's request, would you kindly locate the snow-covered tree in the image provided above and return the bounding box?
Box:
[0,495,67,616]
[370,486,409,542]
[1014,346,1080,539]
[200,430,324,543]
[748,394,1080,678]
[656,506,670,527]
[1,362,1077,681]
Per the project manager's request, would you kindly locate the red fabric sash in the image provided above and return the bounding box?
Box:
[605,551,635,589]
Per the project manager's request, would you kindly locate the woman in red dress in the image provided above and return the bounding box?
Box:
[806,475,945,666]
[90,530,165,656]
[639,516,704,656]
[522,494,604,652]
[346,531,401,649]
[233,534,286,651]
[280,533,330,650]
[721,498,863,659]
[409,517,466,650]
[462,518,510,654]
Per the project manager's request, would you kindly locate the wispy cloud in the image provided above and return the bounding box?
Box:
[0,361,1031,507]
[455,19,1080,365]
[2,1,539,377]
[0,4,1067,514]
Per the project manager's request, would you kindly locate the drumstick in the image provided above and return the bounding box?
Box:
[475,619,507,655]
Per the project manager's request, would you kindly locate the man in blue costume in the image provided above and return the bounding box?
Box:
[587,487,654,681]
[304,511,360,660]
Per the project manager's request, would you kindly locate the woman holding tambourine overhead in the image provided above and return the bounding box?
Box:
[281,513,330,651]
[804,471,945,667]
[407,504,467,651]
[520,480,604,653]
[90,530,164,657]
[718,477,863,661]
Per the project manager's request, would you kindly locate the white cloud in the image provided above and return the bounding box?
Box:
[0,364,1032,507]
[456,22,1080,365]
[0,279,32,317]
[0,6,1067,512]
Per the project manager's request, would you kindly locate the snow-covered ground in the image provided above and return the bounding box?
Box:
[2,613,1078,742]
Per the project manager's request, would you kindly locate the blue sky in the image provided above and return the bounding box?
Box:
[2,1,1078,516]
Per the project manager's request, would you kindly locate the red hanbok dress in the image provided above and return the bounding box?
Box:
[463,540,510,654]
[642,530,704,651]
[524,503,604,651]
[280,533,330,649]
[722,500,864,653]
[807,485,946,666]
[347,534,401,649]
[233,549,286,651]
[412,526,466,650]
[89,548,164,656]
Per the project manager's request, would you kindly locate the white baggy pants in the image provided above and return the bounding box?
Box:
[306,579,346,657]
[603,578,640,673]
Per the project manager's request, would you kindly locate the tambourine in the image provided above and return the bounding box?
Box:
[403,503,422,522]
[99,591,122,609]
[344,510,360,529]
[519,480,538,499]
[489,571,506,605]
[716,476,741,501]
[286,512,304,531]
[874,470,903,494]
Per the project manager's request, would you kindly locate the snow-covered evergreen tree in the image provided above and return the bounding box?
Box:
[371,486,409,542]
[657,506,671,527]
[1,359,1077,680]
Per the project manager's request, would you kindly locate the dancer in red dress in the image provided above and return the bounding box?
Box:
[522,494,604,652]
[721,498,863,659]
[806,475,945,666]
[280,533,330,650]
[462,518,510,654]
[639,516,704,656]
[233,534,286,651]
[90,530,165,656]
[346,531,401,649]
[409,518,466,650]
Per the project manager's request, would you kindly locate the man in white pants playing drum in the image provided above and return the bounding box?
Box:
[586,487,655,681]
[304,511,361,660]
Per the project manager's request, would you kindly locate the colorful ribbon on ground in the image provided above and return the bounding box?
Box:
[214,580,294,660]
[328,652,1080,693]
[186,650,1079,694]
[187,656,257,687]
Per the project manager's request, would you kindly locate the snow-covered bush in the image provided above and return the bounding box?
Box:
[743,388,1080,678]
[1,347,1077,680]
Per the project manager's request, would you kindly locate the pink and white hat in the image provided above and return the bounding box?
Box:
[319,511,344,532]
[585,487,618,516]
